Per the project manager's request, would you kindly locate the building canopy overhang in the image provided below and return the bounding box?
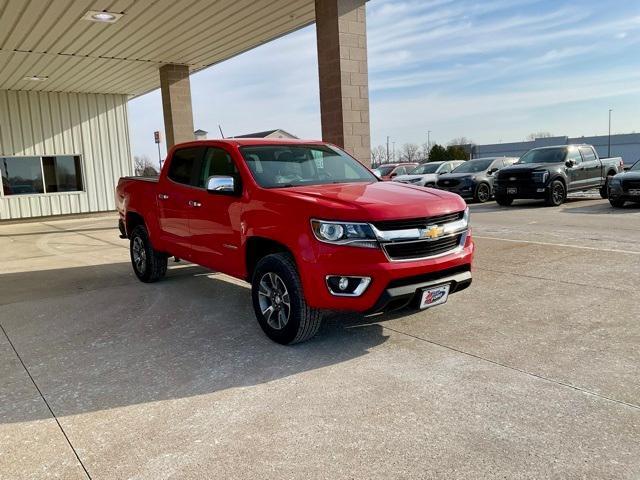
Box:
[0,0,315,97]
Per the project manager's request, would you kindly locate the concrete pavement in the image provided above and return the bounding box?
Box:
[1,198,639,479]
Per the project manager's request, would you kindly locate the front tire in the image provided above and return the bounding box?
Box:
[130,225,167,283]
[474,183,491,203]
[609,197,626,208]
[545,180,566,206]
[495,195,513,206]
[251,253,323,345]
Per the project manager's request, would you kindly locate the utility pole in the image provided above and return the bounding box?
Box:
[426,130,431,161]
[386,136,390,164]
[392,142,396,162]
[608,109,612,158]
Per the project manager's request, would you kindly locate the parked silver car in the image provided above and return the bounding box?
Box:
[393,160,465,187]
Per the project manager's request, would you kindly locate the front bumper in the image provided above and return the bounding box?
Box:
[298,232,475,313]
[494,182,547,199]
[437,183,475,198]
[609,184,640,202]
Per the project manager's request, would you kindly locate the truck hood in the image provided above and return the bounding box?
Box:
[499,163,560,174]
[394,173,438,183]
[270,181,466,221]
[437,173,477,181]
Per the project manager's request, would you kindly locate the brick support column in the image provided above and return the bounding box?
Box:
[315,0,371,165]
[159,64,194,150]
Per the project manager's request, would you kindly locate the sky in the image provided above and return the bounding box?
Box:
[129,0,640,160]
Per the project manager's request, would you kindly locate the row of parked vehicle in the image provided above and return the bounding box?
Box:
[375,144,638,208]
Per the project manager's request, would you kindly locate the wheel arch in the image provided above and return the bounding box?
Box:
[125,211,146,238]
[245,237,294,282]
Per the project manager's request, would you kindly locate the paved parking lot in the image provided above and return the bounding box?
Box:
[1,195,639,479]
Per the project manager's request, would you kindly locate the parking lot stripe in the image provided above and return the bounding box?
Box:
[381,325,640,412]
[0,323,92,480]
[475,235,640,255]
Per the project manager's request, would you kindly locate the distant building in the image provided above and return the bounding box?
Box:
[468,133,640,165]
[194,129,208,140]
[233,129,298,139]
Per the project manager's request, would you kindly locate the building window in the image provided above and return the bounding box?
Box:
[1,155,83,196]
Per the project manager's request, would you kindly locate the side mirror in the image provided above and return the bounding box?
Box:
[206,175,236,194]
[487,168,498,175]
[565,159,576,168]
[390,172,397,178]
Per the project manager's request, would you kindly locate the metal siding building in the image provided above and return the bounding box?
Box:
[0,91,131,219]
[0,0,372,220]
[473,133,640,165]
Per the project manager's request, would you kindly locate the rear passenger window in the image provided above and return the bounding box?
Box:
[579,147,596,162]
[168,147,204,185]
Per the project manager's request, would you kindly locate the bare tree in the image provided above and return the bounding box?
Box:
[134,155,158,176]
[399,143,421,162]
[526,132,554,141]
[371,145,388,166]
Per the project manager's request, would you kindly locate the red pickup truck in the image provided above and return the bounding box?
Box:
[116,139,474,344]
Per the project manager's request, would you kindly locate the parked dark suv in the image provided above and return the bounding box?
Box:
[436,157,518,203]
[608,160,640,207]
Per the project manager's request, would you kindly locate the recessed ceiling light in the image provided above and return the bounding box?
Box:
[24,75,48,81]
[82,10,123,23]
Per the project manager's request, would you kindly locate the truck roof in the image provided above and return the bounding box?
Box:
[173,138,328,148]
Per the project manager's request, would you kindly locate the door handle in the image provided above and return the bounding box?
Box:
[188,200,202,208]
[158,193,169,200]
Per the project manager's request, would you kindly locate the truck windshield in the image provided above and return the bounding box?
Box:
[240,145,377,188]
[518,147,567,164]
[451,159,492,173]
[631,160,640,171]
[410,163,442,174]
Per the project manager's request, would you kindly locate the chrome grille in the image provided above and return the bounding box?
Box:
[372,211,464,231]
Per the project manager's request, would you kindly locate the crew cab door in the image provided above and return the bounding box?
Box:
[579,146,602,188]
[187,146,244,277]
[157,146,206,259]
[565,146,584,190]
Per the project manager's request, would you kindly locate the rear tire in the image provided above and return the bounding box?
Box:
[495,195,513,206]
[130,225,167,283]
[600,175,613,199]
[545,180,565,206]
[474,183,491,203]
[251,253,323,345]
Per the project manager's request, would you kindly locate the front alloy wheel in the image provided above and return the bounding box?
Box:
[251,253,323,345]
[546,180,565,206]
[475,183,491,203]
[258,272,291,330]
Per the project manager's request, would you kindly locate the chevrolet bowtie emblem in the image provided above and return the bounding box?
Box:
[423,225,445,239]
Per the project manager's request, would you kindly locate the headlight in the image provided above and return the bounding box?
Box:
[532,170,549,183]
[311,220,378,248]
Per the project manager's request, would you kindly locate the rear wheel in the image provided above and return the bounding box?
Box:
[130,225,167,283]
[600,175,614,199]
[495,195,513,206]
[474,183,491,203]
[251,253,323,345]
[545,180,565,206]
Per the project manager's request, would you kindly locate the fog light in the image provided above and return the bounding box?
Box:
[326,276,371,297]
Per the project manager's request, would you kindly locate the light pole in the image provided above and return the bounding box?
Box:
[386,136,390,164]
[608,109,612,158]
[392,142,396,162]
[426,130,431,161]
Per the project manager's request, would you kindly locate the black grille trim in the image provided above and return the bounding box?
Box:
[622,180,640,191]
[372,211,464,231]
[387,264,471,289]
[383,234,463,261]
